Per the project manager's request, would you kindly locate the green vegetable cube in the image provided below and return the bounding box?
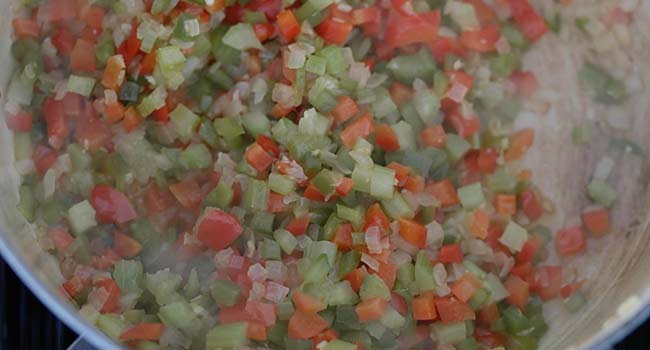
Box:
[499,221,529,253]
[68,200,97,235]
[458,183,485,210]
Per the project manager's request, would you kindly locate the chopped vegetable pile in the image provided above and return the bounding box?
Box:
[4,0,635,349]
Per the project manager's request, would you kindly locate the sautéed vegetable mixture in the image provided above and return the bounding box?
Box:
[4,0,635,348]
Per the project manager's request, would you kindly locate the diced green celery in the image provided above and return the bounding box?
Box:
[151,0,171,14]
[16,185,35,222]
[67,144,91,170]
[338,250,361,279]
[397,263,415,288]
[306,240,338,267]
[204,180,234,209]
[210,279,242,306]
[68,200,97,235]
[313,169,341,196]
[432,321,466,345]
[260,238,282,260]
[303,254,330,284]
[273,229,298,254]
[123,309,145,324]
[528,313,548,337]
[564,291,586,313]
[320,46,348,75]
[503,306,533,335]
[386,49,436,84]
[70,236,91,264]
[223,23,264,51]
[322,339,358,350]
[490,52,520,78]
[206,64,235,90]
[285,337,313,350]
[501,24,528,49]
[370,166,396,200]
[322,214,342,241]
[250,212,275,234]
[400,102,424,131]
[446,134,471,163]
[360,274,391,301]
[463,261,486,279]
[240,9,267,23]
[242,111,271,137]
[507,335,538,350]
[380,306,406,330]
[159,301,200,335]
[210,25,241,65]
[181,143,212,169]
[412,89,441,125]
[415,251,436,293]
[113,260,144,294]
[298,109,332,136]
[352,164,373,194]
[79,304,100,325]
[351,232,365,246]
[457,183,485,210]
[446,0,479,30]
[198,121,219,148]
[337,204,364,228]
[430,70,449,97]
[329,281,360,306]
[381,193,415,219]
[340,330,371,349]
[456,337,479,350]
[499,221,528,253]
[169,104,200,142]
[303,280,333,303]
[406,148,448,180]
[146,269,183,305]
[183,268,200,299]
[206,322,248,350]
[268,173,296,195]
[295,0,333,20]
[67,75,95,96]
[587,179,617,207]
[277,301,295,321]
[214,115,245,140]
[335,305,361,331]
[14,132,33,161]
[96,314,126,340]
[468,287,490,310]
[364,320,386,339]
[243,178,269,212]
[271,118,298,146]
[236,158,257,177]
[305,54,328,75]
[7,68,35,106]
[136,87,166,117]
[372,88,398,119]
[156,46,186,89]
[487,168,518,194]
[136,341,160,350]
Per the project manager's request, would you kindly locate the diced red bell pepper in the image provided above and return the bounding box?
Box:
[197,208,244,251]
[90,185,138,224]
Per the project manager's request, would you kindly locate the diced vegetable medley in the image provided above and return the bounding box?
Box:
[4,0,637,349]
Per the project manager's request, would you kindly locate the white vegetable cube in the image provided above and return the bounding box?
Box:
[68,200,97,235]
[499,221,529,253]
